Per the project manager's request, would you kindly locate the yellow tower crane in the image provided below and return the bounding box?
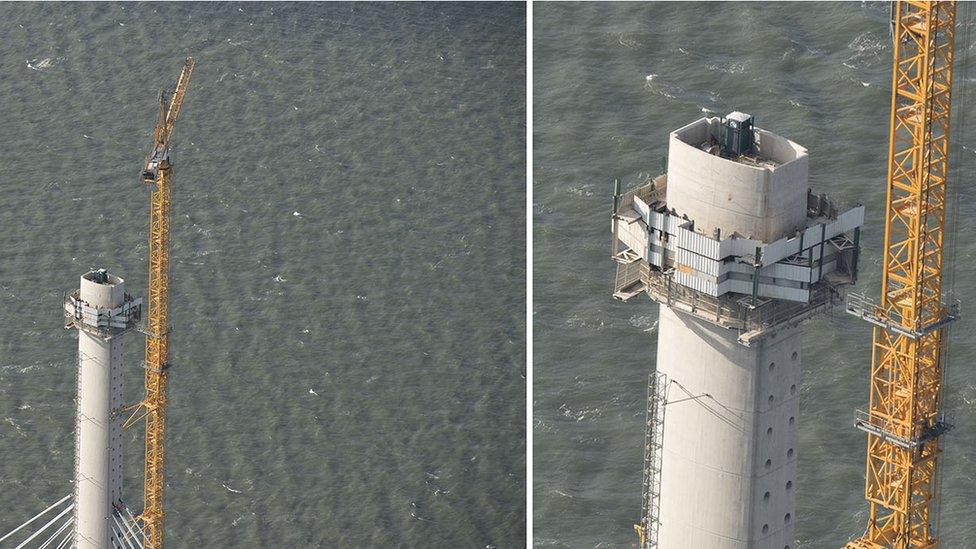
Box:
[846,2,957,547]
[123,57,195,549]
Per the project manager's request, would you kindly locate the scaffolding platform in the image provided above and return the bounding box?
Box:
[613,256,843,346]
[845,292,960,340]
[853,409,953,450]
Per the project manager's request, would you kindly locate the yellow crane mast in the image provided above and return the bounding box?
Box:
[846,2,956,547]
[125,57,195,549]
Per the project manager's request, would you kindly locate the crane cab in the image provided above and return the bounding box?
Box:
[142,145,168,183]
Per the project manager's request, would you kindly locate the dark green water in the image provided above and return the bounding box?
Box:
[0,2,525,546]
[534,2,976,547]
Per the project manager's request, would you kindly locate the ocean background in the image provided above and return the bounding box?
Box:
[534,2,976,547]
[0,2,526,547]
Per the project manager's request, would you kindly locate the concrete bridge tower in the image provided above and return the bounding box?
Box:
[65,269,142,549]
[611,113,864,549]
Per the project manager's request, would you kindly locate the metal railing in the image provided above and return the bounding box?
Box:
[637,372,668,549]
[854,409,953,449]
[636,262,841,343]
[63,291,142,338]
[846,291,960,339]
[613,259,649,300]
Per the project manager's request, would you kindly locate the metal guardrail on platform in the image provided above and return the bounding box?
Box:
[854,409,953,449]
[846,291,960,339]
[613,255,845,346]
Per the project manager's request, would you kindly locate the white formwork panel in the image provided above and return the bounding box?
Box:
[760,262,811,284]
[726,236,763,259]
[759,283,810,303]
[676,226,722,261]
[618,218,650,260]
[634,194,652,222]
[648,242,666,269]
[674,269,719,297]
[646,209,666,233]
[676,247,721,277]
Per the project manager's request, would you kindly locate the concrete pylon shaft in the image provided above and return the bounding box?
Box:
[656,311,800,548]
[613,115,862,548]
[656,118,806,549]
[66,270,139,549]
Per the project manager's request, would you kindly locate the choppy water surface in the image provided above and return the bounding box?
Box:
[535,2,976,547]
[0,3,525,546]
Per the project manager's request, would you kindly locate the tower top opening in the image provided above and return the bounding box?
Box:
[672,115,806,170]
[83,269,123,287]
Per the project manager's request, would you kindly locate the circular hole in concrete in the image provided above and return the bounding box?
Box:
[786,480,793,490]
[769,395,775,405]
[762,524,769,534]
[769,362,776,372]
[789,416,795,426]
[765,459,772,469]
[792,351,798,361]
[764,491,770,502]
[784,513,792,524]
[787,448,794,459]
[790,384,797,395]
[767,427,773,436]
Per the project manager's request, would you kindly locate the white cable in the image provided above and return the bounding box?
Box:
[13,503,74,549]
[54,526,74,549]
[124,507,147,540]
[112,512,140,549]
[111,514,136,549]
[37,517,73,549]
[0,495,72,544]
[117,510,144,549]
